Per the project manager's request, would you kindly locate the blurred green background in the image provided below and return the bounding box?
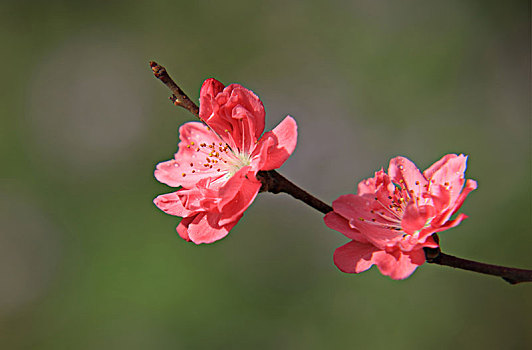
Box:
[1,0,530,349]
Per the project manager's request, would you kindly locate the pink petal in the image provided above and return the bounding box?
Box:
[253,116,298,171]
[154,122,225,188]
[199,81,265,154]
[185,187,219,212]
[374,248,425,280]
[432,179,477,227]
[414,228,440,247]
[431,213,468,234]
[423,154,460,179]
[448,179,477,216]
[401,203,435,234]
[225,84,265,140]
[187,212,240,244]
[423,234,439,248]
[426,154,468,208]
[250,135,274,172]
[331,194,365,221]
[199,78,225,121]
[153,191,192,217]
[324,212,368,242]
[357,176,377,195]
[388,156,428,198]
[332,194,399,248]
[217,167,262,226]
[176,216,194,241]
[154,159,186,188]
[428,184,451,213]
[358,169,395,196]
[333,240,380,273]
[356,221,403,250]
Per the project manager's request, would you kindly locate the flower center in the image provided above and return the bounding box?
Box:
[227,152,251,177]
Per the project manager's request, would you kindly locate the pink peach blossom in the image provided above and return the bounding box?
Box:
[154,79,297,244]
[324,154,477,280]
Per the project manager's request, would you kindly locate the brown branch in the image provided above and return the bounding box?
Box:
[150,62,532,285]
[149,61,199,117]
[424,248,532,285]
[257,170,333,214]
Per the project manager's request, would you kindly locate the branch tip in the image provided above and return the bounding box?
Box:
[149,60,199,117]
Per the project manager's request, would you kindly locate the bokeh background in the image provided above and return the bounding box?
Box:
[1,0,530,349]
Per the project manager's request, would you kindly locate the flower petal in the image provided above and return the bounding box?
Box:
[357,169,389,195]
[176,216,194,242]
[333,240,380,273]
[401,203,435,234]
[154,122,226,188]
[428,184,452,213]
[449,179,477,215]
[199,80,265,153]
[431,213,468,234]
[374,248,425,280]
[423,153,463,179]
[324,212,368,242]
[153,191,192,217]
[331,194,364,221]
[388,156,428,198]
[432,179,477,227]
[153,159,186,188]
[217,167,262,226]
[332,194,399,248]
[253,116,298,171]
[225,84,265,140]
[426,154,468,208]
[199,78,225,113]
[187,212,240,244]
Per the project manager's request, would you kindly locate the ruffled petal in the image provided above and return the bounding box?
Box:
[357,176,377,195]
[153,191,193,217]
[252,116,298,171]
[199,78,225,122]
[333,240,380,274]
[199,80,265,154]
[187,212,240,244]
[217,167,261,226]
[176,216,194,241]
[374,248,425,280]
[226,84,265,141]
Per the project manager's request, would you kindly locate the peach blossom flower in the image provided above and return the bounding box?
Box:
[154,79,297,244]
[324,154,477,279]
